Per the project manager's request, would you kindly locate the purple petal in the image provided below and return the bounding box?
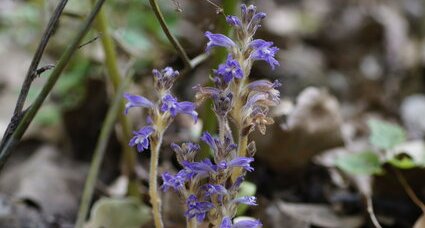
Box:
[123,93,154,115]
[233,196,257,206]
[233,219,262,228]
[205,31,236,51]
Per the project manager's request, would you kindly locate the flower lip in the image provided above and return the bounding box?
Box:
[129,126,155,152]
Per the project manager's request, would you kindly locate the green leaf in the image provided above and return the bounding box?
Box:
[86,197,151,228]
[236,181,257,216]
[336,151,383,175]
[368,119,406,150]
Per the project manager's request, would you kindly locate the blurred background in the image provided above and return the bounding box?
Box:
[1,0,425,227]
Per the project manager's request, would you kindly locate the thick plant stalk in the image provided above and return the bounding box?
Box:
[149,131,165,228]
[75,71,133,228]
[91,3,140,196]
[0,0,106,170]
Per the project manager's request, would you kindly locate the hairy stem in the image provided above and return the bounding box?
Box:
[149,131,164,228]
[75,70,133,228]
[187,218,197,228]
[91,3,140,196]
[148,0,191,69]
[0,0,106,170]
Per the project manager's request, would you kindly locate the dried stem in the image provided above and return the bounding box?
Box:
[394,168,425,212]
[148,0,192,69]
[91,3,140,196]
[0,0,106,170]
[149,131,165,228]
[75,70,134,228]
[0,0,68,151]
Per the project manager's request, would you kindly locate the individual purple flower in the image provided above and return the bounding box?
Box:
[202,184,228,198]
[215,54,244,83]
[183,159,216,179]
[129,126,155,152]
[226,16,242,28]
[185,195,214,222]
[161,94,198,122]
[123,93,154,115]
[153,67,179,91]
[233,196,257,206]
[220,217,232,228]
[233,219,262,228]
[205,31,236,51]
[161,170,187,192]
[218,157,254,172]
[249,39,279,70]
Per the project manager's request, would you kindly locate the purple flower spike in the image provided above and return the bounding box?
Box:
[161,94,198,122]
[249,39,279,70]
[205,31,236,51]
[185,195,215,222]
[226,16,242,28]
[215,54,244,83]
[161,170,187,192]
[234,196,257,206]
[220,217,232,228]
[233,219,262,228]
[123,93,154,115]
[129,126,154,152]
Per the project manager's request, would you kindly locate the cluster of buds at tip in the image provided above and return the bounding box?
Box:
[124,67,198,152]
[161,4,281,227]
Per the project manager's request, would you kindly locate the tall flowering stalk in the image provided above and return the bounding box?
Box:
[124,67,198,228]
[160,4,280,228]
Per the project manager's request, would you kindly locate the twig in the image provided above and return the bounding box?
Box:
[0,0,107,170]
[78,34,101,49]
[394,168,425,212]
[148,0,192,69]
[75,70,134,228]
[366,194,382,228]
[0,0,68,151]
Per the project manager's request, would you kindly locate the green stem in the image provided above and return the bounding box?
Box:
[149,131,164,228]
[92,4,140,197]
[75,71,133,228]
[148,0,191,69]
[0,0,106,170]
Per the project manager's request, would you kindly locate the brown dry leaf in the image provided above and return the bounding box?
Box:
[0,146,87,221]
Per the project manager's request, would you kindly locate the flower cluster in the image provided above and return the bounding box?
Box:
[161,4,280,227]
[124,67,198,152]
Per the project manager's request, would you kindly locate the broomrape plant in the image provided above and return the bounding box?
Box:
[124,4,280,228]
